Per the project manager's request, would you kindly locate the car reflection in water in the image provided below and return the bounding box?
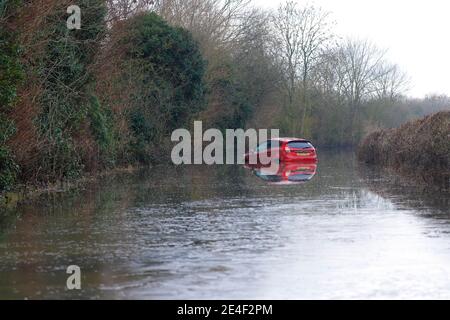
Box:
[245,161,317,185]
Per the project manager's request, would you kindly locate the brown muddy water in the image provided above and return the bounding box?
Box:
[0,151,449,299]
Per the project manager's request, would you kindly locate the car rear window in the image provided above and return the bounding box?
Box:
[287,141,313,149]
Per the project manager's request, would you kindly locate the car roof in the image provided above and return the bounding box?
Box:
[268,137,310,142]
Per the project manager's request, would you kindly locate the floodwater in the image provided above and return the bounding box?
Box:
[0,151,449,300]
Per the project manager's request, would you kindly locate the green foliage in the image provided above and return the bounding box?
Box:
[37,129,84,181]
[0,115,18,191]
[209,64,254,130]
[128,108,157,163]
[0,0,22,191]
[0,0,23,110]
[35,0,107,181]
[88,96,116,166]
[0,35,22,107]
[38,0,106,131]
[123,12,206,162]
[129,13,205,114]
[0,145,18,191]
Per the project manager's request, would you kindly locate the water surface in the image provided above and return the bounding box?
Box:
[1,151,449,299]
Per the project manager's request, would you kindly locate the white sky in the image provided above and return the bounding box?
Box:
[251,0,450,98]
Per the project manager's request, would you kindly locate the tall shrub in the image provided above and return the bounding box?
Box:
[34,0,107,181]
[0,0,22,191]
[121,13,206,163]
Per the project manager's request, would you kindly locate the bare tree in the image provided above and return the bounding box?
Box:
[339,40,385,104]
[329,39,408,141]
[271,1,333,135]
[106,0,158,22]
[374,64,409,101]
[156,0,250,50]
[232,9,282,103]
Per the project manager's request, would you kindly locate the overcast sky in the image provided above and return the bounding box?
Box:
[251,0,450,98]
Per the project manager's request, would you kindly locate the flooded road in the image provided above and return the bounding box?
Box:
[1,151,450,299]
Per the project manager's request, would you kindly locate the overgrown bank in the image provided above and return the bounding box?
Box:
[2,0,450,197]
[358,112,450,190]
[1,0,276,195]
[0,2,206,194]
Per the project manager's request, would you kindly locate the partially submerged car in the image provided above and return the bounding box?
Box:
[244,138,318,164]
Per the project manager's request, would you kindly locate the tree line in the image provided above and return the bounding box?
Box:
[1,0,449,192]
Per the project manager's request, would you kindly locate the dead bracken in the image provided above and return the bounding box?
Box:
[358,111,450,190]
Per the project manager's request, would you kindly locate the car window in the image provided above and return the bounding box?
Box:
[287,141,313,149]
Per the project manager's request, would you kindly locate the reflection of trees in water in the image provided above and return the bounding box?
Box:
[0,164,268,299]
[0,175,140,299]
[242,150,384,211]
[7,150,447,236]
[3,150,359,221]
[3,151,448,298]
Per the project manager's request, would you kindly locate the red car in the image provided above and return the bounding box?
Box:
[244,138,318,164]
